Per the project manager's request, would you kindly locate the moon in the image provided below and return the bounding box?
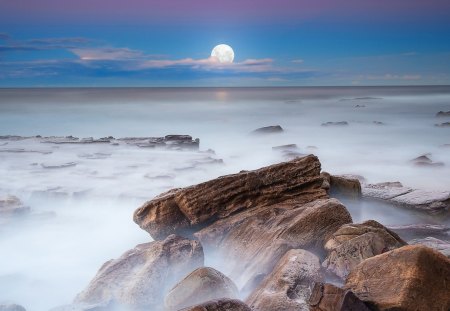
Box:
[211,44,234,63]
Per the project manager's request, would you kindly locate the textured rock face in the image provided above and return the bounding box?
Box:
[309,283,370,311]
[321,173,362,199]
[322,220,406,280]
[165,267,239,311]
[134,155,327,240]
[195,198,352,288]
[246,249,324,311]
[345,245,450,311]
[179,299,251,311]
[75,235,204,310]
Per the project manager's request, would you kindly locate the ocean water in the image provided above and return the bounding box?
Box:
[0,86,449,310]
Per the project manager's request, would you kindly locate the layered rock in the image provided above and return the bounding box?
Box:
[345,245,450,310]
[134,155,328,240]
[75,235,203,310]
[309,283,370,311]
[165,267,239,311]
[246,249,323,311]
[179,299,251,311]
[322,220,406,280]
[321,173,361,199]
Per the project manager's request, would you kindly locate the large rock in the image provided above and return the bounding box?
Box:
[246,249,323,311]
[321,173,362,199]
[165,267,239,310]
[134,155,327,240]
[345,245,450,311]
[74,235,203,310]
[309,283,370,311]
[195,198,351,288]
[409,237,450,258]
[179,299,251,311]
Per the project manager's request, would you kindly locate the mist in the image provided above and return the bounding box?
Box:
[0,86,449,310]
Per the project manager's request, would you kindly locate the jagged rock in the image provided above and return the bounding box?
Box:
[251,125,284,134]
[74,235,204,310]
[409,237,450,258]
[246,249,323,311]
[195,198,351,288]
[321,122,348,127]
[435,122,450,127]
[309,283,370,311]
[387,224,450,240]
[322,220,406,280]
[0,304,26,311]
[134,155,328,240]
[410,154,444,167]
[321,173,361,199]
[179,299,251,311]
[436,111,450,117]
[0,195,30,217]
[165,267,239,311]
[345,245,450,311]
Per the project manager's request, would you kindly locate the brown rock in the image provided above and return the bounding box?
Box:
[179,299,251,311]
[134,155,327,240]
[321,173,362,199]
[0,195,30,217]
[165,267,239,311]
[246,249,324,311]
[75,235,203,310]
[345,245,450,311]
[309,283,370,311]
[195,198,352,289]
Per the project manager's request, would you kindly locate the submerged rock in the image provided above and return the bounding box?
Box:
[75,235,204,310]
[251,125,284,135]
[435,122,450,127]
[410,154,444,167]
[345,245,450,311]
[165,267,238,311]
[321,121,348,127]
[134,155,327,240]
[436,111,450,117]
[246,249,323,311]
[0,195,30,217]
[309,283,370,311]
[179,299,251,311]
[41,162,77,169]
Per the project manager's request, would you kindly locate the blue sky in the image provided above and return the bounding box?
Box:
[1,0,450,87]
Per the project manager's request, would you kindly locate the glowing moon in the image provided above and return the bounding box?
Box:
[211,44,234,63]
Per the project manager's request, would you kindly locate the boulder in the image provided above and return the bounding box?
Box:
[0,195,30,217]
[322,220,406,280]
[179,299,251,311]
[309,283,370,311]
[0,305,26,311]
[251,125,284,134]
[195,198,351,289]
[134,155,328,240]
[409,237,450,258]
[321,173,362,199]
[74,235,203,310]
[345,245,450,311]
[246,249,323,311]
[410,154,444,167]
[165,267,239,310]
[436,111,450,117]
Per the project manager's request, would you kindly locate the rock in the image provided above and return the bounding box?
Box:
[355,104,366,108]
[322,220,406,280]
[409,237,450,258]
[179,299,251,311]
[165,267,239,311]
[345,245,450,311]
[0,148,52,154]
[78,153,111,159]
[41,162,77,169]
[372,121,384,125]
[272,144,298,151]
[436,111,450,117]
[309,283,371,311]
[195,198,352,289]
[251,125,284,134]
[362,182,412,200]
[246,249,323,311]
[321,122,348,127]
[75,235,204,310]
[0,304,26,311]
[0,195,30,217]
[435,122,450,127]
[321,173,361,199]
[387,224,450,240]
[134,155,328,240]
[410,154,444,167]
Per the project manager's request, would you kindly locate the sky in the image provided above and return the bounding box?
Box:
[1,0,450,87]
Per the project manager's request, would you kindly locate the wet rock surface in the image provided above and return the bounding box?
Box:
[309,283,370,311]
[345,245,450,311]
[179,299,251,311]
[165,267,239,311]
[246,249,323,311]
[435,122,450,127]
[436,111,450,117]
[74,235,204,310]
[321,173,362,199]
[409,237,450,257]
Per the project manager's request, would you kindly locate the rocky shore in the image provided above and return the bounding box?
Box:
[49,154,450,311]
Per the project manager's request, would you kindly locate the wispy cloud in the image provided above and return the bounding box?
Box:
[291,59,304,64]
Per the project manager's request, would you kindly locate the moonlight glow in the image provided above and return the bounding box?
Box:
[211,44,235,63]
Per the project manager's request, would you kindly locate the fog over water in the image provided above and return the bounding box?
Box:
[0,86,449,310]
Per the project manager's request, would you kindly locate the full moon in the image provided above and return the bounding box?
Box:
[211,44,234,63]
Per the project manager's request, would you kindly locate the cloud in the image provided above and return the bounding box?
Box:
[71,47,144,60]
[365,73,422,80]
[0,33,11,41]
[291,59,304,63]
[0,35,94,53]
